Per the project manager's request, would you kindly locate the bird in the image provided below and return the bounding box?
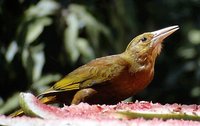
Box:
[10,25,179,117]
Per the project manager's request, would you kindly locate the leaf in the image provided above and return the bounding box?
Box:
[0,93,19,114]
[22,44,45,82]
[30,44,45,82]
[25,17,52,45]
[188,29,200,45]
[177,47,197,59]
[191,87,200,97]
[22,46,34,81]
[64,13,80,63]
[5,40,18,63]
[69,4,111,49]
[76,38,95,63]
[31,74,61,92]
[24,0,60,18]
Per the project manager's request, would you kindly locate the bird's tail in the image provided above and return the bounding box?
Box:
[9,95,56,117]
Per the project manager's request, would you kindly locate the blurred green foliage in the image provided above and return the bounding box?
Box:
[0,0,200,114]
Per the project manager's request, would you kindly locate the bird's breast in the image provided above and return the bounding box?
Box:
[110,66,154,99]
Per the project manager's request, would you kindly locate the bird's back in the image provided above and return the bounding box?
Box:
[40,54,154,105]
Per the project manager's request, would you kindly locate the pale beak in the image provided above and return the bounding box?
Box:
[151,25,179,47]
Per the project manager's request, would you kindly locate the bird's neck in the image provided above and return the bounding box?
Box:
[121,51,156,73]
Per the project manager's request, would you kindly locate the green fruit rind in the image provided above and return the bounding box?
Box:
[18,92,40,117]
[116,111,200,121]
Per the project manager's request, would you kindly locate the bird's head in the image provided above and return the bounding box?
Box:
[125,26,179,65]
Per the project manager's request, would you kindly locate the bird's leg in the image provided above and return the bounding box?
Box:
[71,88,97,104]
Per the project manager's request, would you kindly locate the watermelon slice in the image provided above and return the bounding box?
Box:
[0,93,199,126]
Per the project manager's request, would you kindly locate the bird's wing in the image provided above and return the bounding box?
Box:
[51,55,128,92]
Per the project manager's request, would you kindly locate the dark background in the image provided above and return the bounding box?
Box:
[0,0,200,114]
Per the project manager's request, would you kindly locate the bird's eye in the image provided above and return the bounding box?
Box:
[141,37,147,42]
